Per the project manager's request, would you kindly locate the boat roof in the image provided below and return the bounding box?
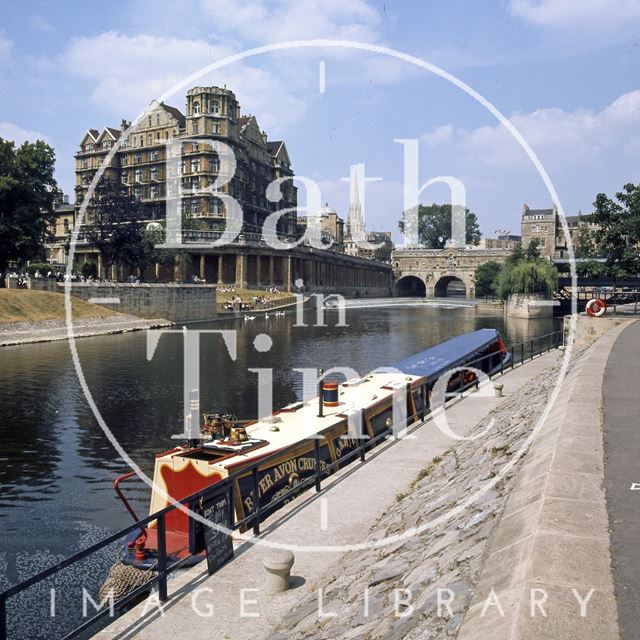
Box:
[393,328,499,381]
[201,371,422,469]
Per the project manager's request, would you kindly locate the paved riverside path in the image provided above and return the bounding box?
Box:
[99,350,561,640]
[603,320,640,640]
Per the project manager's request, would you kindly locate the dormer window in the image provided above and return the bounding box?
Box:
[193,101,201,115]
[85,143,94,152]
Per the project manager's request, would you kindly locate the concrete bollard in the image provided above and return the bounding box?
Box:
[262,550,295,594]
[493,383,504,398]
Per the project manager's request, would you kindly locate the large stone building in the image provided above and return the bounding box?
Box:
[75,86,297,238]
[521,204,596,260]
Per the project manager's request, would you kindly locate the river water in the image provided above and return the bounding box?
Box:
[0,298,559,637]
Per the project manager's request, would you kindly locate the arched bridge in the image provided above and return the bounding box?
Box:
[392,248,511,298]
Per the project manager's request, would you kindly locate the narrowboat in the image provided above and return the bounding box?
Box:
[115,329,509,568]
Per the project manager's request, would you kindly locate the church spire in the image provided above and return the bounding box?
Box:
[347,164,365,241]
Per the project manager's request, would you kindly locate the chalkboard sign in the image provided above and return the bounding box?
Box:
[202,493,234,575]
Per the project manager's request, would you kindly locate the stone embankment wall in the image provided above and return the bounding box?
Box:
[273,326,622,639]
[64,283,217,323]
[506,293,553,318]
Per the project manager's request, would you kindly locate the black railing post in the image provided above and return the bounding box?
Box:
[0,594,6,640]
[157,513,168,602]
[252,467,260,535]
[530,339,534,360]
[520,342,524,365]
[314,439,322,492]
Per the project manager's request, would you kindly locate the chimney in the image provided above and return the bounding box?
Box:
[63,194,69,205]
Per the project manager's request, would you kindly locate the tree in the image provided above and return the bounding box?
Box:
[83,179,147,278]
[591,183,640,279]
[474,261,502,298]
[496,243,558,299]
[0,138,59,272]
[497,260,558,299]
[398,203,481,249]
[525,238,541,261]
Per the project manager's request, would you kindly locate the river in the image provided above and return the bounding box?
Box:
[0,298,559,638]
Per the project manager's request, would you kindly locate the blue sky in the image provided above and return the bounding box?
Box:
[1,0,639,241]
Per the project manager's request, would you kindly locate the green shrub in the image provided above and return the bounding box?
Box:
[25,262,50,275]
[80,261,98,278]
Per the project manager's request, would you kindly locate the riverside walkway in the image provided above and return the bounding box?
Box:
[603,320,640,640]
[99,349,561,640]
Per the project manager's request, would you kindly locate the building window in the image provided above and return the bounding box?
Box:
[150,167,158,180]
[191,198,200,214]
[193,121,199,135]
[134,169,142,182]
[81,159,88,169]
[156,114,161,126]
[134,153,141,164]
[193,101,200,114]
[147,133,152,145]
[121,155,128,166]
[211,100,219,114]
[191,159,200,172]
[150,185,158,199]
[210,199,222,215]
[122,172,129,184]
[134,186,143,199]
[540,237,546,246]
[85,143,94,152]
[212,121,220,134]
[139,136,144,147]
[104,140,112,149]
[164,130,169,140]
[150,150,159,161]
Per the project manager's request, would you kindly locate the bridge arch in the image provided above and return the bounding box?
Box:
[395,275,427,297]
[434,275,467,298]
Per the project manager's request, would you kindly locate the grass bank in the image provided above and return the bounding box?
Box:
[0,290,122,323]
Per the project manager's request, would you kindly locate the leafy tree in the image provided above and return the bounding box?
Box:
[575,220,598,259]
[576,260,606,279]
[496,243,558,299]
[83,179,147,278]
[497,260,558,299]
[474,261,502,297]
[591,183,640,279]
[398,203,481,249]
[504,242,525,268]
[0,138,59,271]
[525,238,541,261]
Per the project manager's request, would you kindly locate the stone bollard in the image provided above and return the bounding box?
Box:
[493,383,504,398]
[559,345,566,352]
[263,550,295,594]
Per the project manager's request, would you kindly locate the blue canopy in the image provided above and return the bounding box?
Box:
[394,329,499,380]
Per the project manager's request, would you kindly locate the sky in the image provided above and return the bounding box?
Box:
[1,0,639,242]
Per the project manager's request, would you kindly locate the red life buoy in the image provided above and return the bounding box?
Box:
[586,298,607,317]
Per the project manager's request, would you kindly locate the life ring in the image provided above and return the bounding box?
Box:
[586,298,607,317]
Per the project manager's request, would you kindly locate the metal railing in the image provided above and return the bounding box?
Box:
[0,330,563,640]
